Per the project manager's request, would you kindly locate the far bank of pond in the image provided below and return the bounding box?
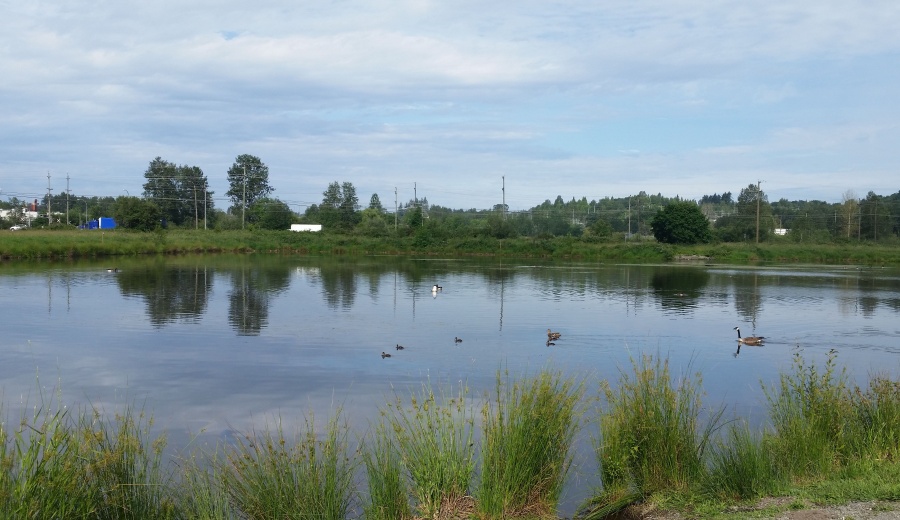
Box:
[3,228,900,265]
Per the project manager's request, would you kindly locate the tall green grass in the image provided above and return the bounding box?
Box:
[3,361,900,519]
[763,349,854,478]
[361,420,412,520]
[0,392,176,519]
[477,370,584,519]
[580,355,723,519]
[222,412,356,520]
[382,382,476,518]
[703,420,785,500]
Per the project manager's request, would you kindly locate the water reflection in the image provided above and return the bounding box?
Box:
[117,262,213,326]
[650,266,708,314]
[226,259,291,335]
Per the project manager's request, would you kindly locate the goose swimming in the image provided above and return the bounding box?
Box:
[734,327,765,346]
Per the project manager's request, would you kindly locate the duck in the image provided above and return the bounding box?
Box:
[432,284,443,292]
[734,327,765,346]
[454,337,463,343]
[546,329,562,341]
[381,352,392,358]
[546,340,556,347]
[395,344,405,350]
[106,267,119,273]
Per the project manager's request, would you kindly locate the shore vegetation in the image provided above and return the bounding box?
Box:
[2,355,899,519]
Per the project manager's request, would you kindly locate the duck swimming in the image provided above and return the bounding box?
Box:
[734,327,765,346]
[395,344,405,350]
[454,337,463,343]
[381,352,392,358]
[432,284,443,292]
[547,329,562,341]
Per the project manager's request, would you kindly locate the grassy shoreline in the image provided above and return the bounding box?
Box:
[3,229,900,265]
[2,355,899,519]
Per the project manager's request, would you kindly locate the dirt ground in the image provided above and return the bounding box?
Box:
[637,498,900,520]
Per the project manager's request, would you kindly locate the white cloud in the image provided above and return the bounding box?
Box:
[1,0,899,208]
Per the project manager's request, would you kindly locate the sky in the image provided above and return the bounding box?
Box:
[2,0,899,212]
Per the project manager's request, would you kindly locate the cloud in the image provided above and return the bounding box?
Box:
[2,0,899,208]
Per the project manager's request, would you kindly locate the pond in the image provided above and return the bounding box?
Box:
[2,254,900,515]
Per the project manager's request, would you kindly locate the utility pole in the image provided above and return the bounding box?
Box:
[755,180,762,244]
[46,172,52,221]
[627,197,631,241]
[66,174,70,226]
[502,176,506,220]
[204,188,208,230]
[242,166,246,230]
[193,185,199,229]
[394,187,398,231]
[414,182,417,206]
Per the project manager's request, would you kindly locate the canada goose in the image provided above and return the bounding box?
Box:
[734,327,765,346]
[546,329,561,341]
[395,344,405,350]
[381,352,392,358]
[432,284,443,292]
[454,337,462,343]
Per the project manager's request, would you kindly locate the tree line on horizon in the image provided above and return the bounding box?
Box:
[2,154,899,244]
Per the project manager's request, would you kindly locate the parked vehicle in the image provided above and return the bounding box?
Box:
[9,225,27,231]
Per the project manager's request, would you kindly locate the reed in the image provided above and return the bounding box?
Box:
[175,447,233,520]
[703,420,785,500]
[383,382,476,518]
[850,375,900,462]
[477,370,584,519]
[361,420,413,520]
[0,392,177,519]
[221,412,356,520]
[763,349,854,479]
[581,354,723,518]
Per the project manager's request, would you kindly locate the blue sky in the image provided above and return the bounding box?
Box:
[1,0,898,211]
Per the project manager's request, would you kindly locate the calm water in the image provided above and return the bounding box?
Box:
[2,255,900,513]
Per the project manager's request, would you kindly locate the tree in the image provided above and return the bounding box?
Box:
[368,193,384,212]
[716,183,773,242]
[142,157,179,224]
[651,202,712,244]
[142,157,213,227]
[249,197,295,230]
[226,154,273,225]
[318,181,360,230]
[113,196,162,231]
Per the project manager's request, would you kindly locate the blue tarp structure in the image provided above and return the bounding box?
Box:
[84,217,116,230]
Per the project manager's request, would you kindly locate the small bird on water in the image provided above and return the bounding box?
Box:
[381,352,392,358]
[547,329,561,341]
[395,344,405,350]
[734,327,765,346]
[454,337,463,343]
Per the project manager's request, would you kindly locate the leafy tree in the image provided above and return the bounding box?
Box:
[318,181,361,230]
[142,157,213,227]
[142,157,179,223]
[368,193,384,212]
[355,207,390,236]
[650,202,712,244]
[113,196,162,231]
[226,154,273,224]
[859,191,892,241]
[249,197,295,230]
[716,183,773,242]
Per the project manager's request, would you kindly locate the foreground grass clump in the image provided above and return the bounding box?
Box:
[477,370,584,519]
[379,382,476,519]
[222,413,356,520]
[581,354,722,519]
[2,362,899,519]
[0,393,175,519]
